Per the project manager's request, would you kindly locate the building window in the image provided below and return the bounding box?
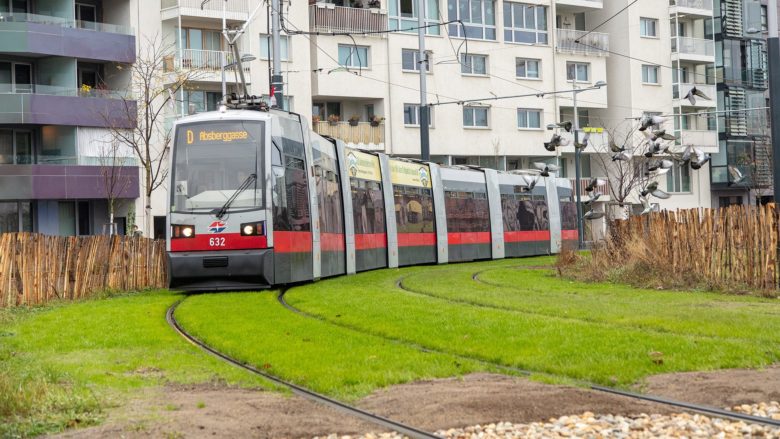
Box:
[338,45,369,68]
[401,49,430,72]
[260,34,290,61]
[667,164,691,193]
[0,129,32,165]
[566,62,589,82]
[0,201,33,234]
[640,17,658,37]
[447,0,496,41]
[642,64,659,84]
[461,53,488,75]
[503,3,548,45]
[183,90,221,115]
[403,104,433,127]
[515,58,540,79]
[517,108,542,129]
[463,106,489,128]
[389,0,441,35]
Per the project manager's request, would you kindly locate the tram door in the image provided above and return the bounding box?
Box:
[346,149,387,272]
[271,118,314,283]
[390,160,436,266]
[312,138,346,278]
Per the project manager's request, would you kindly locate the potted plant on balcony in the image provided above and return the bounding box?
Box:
[370,115,384,127]
[367,0,380,8]
[328,114,340,126]
[351,0,365,8]
[312,115,321,125]
[348,115,360,126]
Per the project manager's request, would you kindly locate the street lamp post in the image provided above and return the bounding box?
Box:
[562,80,606,249]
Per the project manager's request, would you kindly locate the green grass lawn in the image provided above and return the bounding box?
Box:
[284,260,780,387]
[0,291,269,438]
[4,256,780,437]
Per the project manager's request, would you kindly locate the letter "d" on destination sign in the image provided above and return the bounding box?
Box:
[187,130,194,144]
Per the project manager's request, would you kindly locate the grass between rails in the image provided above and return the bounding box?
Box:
[174,292,488,401]
[0,291,269,438]
[285,259,780,388]
[403,266,780,342]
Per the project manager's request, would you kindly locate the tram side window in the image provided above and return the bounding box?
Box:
[272,143,311,232]
[351,179,385,234]
[444,191,490,233]
[501,192,550,231]
[560,196,577,230]
[313,144,344,235]
[394,186,435,234]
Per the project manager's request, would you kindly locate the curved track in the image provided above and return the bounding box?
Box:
[279,271,780,429]
[166,299,441,439]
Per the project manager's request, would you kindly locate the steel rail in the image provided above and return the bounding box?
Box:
[279,282,780,429]
[166,299,441,439]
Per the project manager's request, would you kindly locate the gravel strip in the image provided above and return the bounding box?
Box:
[313,401,780,439]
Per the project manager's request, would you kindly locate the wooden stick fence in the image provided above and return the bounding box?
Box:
[0,233,167,308]
[605,204,779,291]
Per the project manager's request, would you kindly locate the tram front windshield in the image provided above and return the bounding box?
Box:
[171,120,264,213]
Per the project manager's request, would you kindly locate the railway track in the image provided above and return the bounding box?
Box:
[278,276,780,430]
[165,299,441,439]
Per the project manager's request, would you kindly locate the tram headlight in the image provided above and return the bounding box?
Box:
[240,221,265,236]
[172,224,195,239]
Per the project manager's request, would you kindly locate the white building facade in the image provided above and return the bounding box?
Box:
[134,0,720,236]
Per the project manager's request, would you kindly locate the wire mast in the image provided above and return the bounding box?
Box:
[418,0,430,161]
[271,0,284,107]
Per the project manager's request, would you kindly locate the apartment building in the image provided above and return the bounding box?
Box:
[711,0,774,206]
[0,0,139,236]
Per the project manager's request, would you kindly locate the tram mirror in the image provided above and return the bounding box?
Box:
[175,181,188,196]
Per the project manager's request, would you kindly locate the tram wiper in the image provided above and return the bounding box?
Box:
[213,173,257,219]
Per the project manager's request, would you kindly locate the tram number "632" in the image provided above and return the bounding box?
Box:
[209,237,226,247]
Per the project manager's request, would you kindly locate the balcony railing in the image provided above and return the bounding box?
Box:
[669,0,713,10]
[570,177,609,197]
[557,0,603,6]
[671,37,714,57]
[555,29,609,56]
[0,84,131,99]
[673,83,717,104]
[0,12,133,35]
[309,4,387,35]
[313,121,384,148]
[163,49,251,74]
[161,0,250,15]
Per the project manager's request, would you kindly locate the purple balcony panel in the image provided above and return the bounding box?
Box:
[0,165,140,200]
[21,22,135,63]
[0,94,137,129]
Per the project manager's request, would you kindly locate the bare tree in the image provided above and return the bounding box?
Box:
[106,34,205,236]
[97,138,133,235]
[588,123,648,210]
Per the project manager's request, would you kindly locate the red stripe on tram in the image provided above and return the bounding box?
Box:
[447,232,492,245]
[561,230,579,241]
[355,233,387,250]
[504,230,551,243]
[398,232,437,247]
[170,234,267,252]
[273,231,313,253]
[321,233,346,252]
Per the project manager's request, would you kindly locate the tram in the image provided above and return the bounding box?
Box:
[167,106,579,291]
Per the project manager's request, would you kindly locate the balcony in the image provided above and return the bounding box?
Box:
[555,0,603,11]
[678,130,718,151]
[160,0,250,21]
[163,49,252,83]
[673,83,717,108]
[0,86,135,129]
[570,177,610,200]
[671,37,715,63]
[313,121,385,150]
[0,13,135,63]
[0,165,139,200]
[309,4,387,35]
[669,0,713,18]
[555,29,609,56]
